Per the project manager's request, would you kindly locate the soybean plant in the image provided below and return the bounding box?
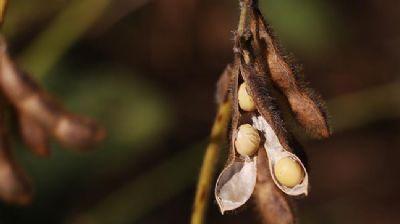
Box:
[192,0,330,223]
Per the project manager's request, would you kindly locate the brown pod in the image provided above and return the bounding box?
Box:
[19,113,50,157]
[0,151,33,205]
[238,39,289,149]
[0,36,106,150]
[254,148,296,224]
[54,115,106,149]
[249,8,330,138]
[0,113,32,205]
[238,40,309,196]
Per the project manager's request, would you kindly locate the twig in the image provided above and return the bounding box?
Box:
[0,0,7,26]
[190,101,231,224]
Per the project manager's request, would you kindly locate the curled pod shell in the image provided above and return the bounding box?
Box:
[215,61,258,214]
[252,115,308,196]
[215,157,257,213]
[249,8,330,139]
[254,148,296,224]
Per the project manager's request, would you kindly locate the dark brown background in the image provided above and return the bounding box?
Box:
[0,0,399,223]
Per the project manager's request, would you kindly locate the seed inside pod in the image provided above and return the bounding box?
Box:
[235,124,260,156]
[274,157,304,188]
[238,83,256,111]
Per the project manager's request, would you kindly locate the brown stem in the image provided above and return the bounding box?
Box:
[0,0,7,26]
[190,101,231,224]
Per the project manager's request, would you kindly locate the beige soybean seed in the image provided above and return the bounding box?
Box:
[235,124,260,156]
[274,157,304,188]
[238,83,256,111]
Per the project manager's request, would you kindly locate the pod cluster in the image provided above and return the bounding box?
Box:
[0,36,105,204]
[214,0,330,220]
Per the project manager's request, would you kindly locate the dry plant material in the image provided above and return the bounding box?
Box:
[249,7,330,139]
[213,0,330,222]
[216,64,234,104]
[0,109,32,205]
[215,37,309,214]
[0,36,105,204]
[0,0,6,26]
[254,148,296,224]
[18,113,50,157]
[0,37,106,150]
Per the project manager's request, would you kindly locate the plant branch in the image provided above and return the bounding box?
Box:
[190,101,231,224]
[0,0,7,26]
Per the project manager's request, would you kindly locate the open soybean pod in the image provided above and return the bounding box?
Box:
[249,7,330,139]
[238,37,309,196]
[215,36,309,214]
[0,36,106,150]
[215,60,258,214]
[0,112,32,205]
[255,148,296,224]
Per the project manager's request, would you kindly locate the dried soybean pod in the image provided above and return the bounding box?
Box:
[254,148,296,224]
[0,36,106,150]
[215,59,257,213]
[238,40,288,150]
[252,115,309,196]
[238,41,309,196]
[249,8,330,139]
[0,110,32,205]
[54,115,106,149]
[19,113,50,157]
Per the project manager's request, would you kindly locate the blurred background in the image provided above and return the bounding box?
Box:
[0,0,399,223]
